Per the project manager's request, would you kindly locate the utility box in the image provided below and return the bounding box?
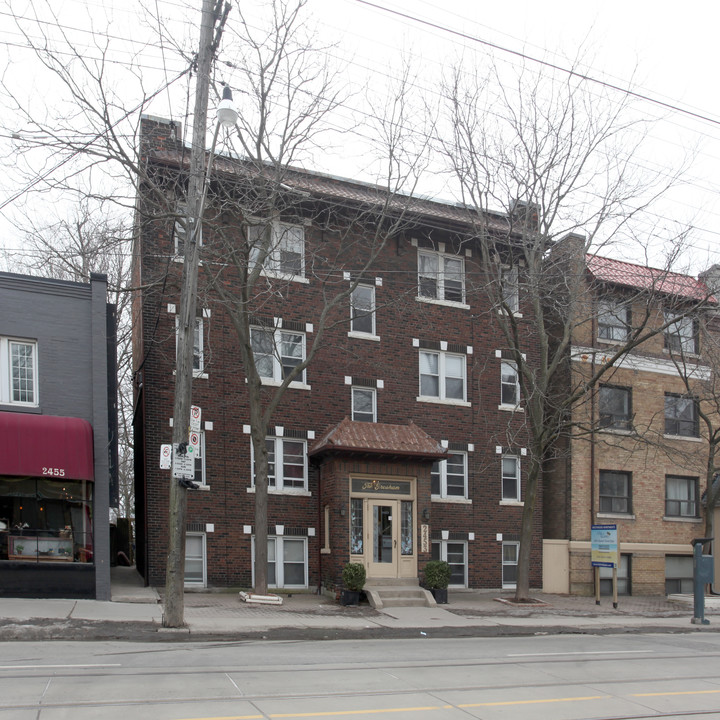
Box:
[692,538,714,625]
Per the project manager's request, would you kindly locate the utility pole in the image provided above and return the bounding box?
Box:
[163,0,229,628]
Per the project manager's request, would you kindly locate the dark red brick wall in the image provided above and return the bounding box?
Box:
[134,116,543,590]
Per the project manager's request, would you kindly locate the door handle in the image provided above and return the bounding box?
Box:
[394,539,397,548]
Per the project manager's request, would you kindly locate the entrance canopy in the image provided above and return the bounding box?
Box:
[0,412,94,481]
[310,417,446,460]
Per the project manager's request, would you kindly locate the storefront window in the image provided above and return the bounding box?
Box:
[0,476,93,563]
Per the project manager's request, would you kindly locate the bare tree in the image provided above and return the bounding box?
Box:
[440,58,705,600]
[185,2,431,594]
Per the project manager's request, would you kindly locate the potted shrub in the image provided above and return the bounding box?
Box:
[341,562,366,606]
[424,560,451,604]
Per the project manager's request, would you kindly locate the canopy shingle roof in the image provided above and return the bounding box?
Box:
[309,418,446,459]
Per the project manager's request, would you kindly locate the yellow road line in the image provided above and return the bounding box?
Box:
[270,707,447,717]
[458,695,604,708]
[180,689,720,720]
[633,689,720,697]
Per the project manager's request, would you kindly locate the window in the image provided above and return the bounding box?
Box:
[665,555,693,594]
[350,285,376,335]
[599,554,630,596]
[250,326,306,385]
[666,475,698,517]
[501,455,520,501]
[599,385,632,431]
[254,437,307,491]
[176,317,204,375]
[184,533,206,586]
[502,541,519,588]
[254,536,308,588]
[418,250,465,303]
[0,337,38,406]
[431,452,468,498]
[0,477,93,562]
[419,350,466,402]
[599,470,631,514]
[664,311,698,354]
[501,266,519,313]
[432,541,468,587]
[248,220,305,278]
[352,387,376,422]
[664,394,698,438]
[598,298,630,341]
[500,361,520,407]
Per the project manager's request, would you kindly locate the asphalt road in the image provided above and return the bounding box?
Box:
[2,633,720,719]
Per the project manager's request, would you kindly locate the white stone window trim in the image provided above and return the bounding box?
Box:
[0,336,39,407]
[416,295,470,311]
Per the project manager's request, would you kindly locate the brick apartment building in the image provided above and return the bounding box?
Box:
[543,251,716,596]
[132,116,542,593]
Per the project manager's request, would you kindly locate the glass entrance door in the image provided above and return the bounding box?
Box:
[368,500,398,577]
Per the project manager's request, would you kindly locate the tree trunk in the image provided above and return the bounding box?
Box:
[515,454,541,601]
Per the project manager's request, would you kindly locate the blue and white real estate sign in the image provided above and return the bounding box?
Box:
[591,524,618,568]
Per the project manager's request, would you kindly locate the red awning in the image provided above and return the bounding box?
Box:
[0,412,94,481]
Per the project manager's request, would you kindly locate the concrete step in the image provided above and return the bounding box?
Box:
[364,584,435,609]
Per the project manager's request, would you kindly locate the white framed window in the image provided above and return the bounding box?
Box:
[250,326,306,385]
[184,532,206,587]
[352,386,376,422]
[502,541,519,588]
[598,298,630,341]
[419,350,466,403]
[248,220,305,279]
[253,437,308,491]
[350,284,376,336]
[418,250,465,304]
[664,310,698,354]
[175,317,205,376]
[501,456,520,501]
[432,540,468,587]
[500,361,520,407]
[501,266,519,314]
[431,452,468,498]
[0,337,38,406]
[253,536,308,589]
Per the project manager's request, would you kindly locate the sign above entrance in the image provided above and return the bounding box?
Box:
[351,478,412,495]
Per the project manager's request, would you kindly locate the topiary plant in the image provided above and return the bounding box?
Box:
[342,562,366,591]
[424,560,451,590]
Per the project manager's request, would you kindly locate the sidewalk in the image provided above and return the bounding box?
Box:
[0,566,718,641]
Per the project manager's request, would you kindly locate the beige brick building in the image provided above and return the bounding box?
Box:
[543,252,715,596]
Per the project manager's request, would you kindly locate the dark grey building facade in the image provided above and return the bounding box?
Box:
[0,271,117,599]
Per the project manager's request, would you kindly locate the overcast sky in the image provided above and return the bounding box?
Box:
[1,0,718,273]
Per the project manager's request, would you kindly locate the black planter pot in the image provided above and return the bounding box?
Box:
[431,587,448,604]
[341,589,361,606]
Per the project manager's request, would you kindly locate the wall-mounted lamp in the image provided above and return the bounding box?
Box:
[339,503,347,517]
[422,507,430,522]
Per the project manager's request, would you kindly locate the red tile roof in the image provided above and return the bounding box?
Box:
[309,417,447,459]
[586,254,715,302]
